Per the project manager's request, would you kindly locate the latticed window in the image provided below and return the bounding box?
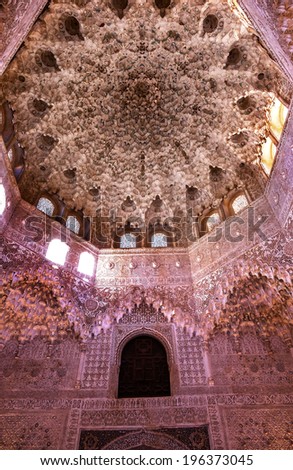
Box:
[206,211,221,232]
[232,194,249,214]
[151,233,167,248]
[120,233,136,248]
[36,197,55,216]
[66,215,80,234]
[118,335,171,398]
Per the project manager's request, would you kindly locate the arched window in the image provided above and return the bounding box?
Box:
[231,194,249,214]
[78,252,95,277]
[37,197,55,216]
[151,232,168,248]
[120,233,136,248]
[269,97,288,141]
[206,211,221,232]
[66,215,81,234]
[46,239,69,266]
[118,335,171,398]
[260,97,288,176]
[0,184,6,216]
[261,136,277,176]
[8,149,13,161]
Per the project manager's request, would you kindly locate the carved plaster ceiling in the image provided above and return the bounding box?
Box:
[0,0,289,221]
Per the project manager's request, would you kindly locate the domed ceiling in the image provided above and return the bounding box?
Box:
[0,0,289,228]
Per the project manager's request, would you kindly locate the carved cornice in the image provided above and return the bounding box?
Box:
[0,1,49,75]
[236,0,293,81]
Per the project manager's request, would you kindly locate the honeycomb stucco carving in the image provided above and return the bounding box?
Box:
[1,0,287,223]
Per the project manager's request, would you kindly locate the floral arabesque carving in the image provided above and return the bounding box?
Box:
[224,406,293,449]
[3,228,293,346]
[1,236,197,343]
[0,412,67,450]
[73,283,198,336]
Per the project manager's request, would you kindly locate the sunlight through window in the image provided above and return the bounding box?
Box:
[269,97,288,141]
[232,194,249,214]
[206,212,221,232]
[0,184,6,216]
[78,252,95,276]
[261,136,277,175]
[46,239,69,266]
